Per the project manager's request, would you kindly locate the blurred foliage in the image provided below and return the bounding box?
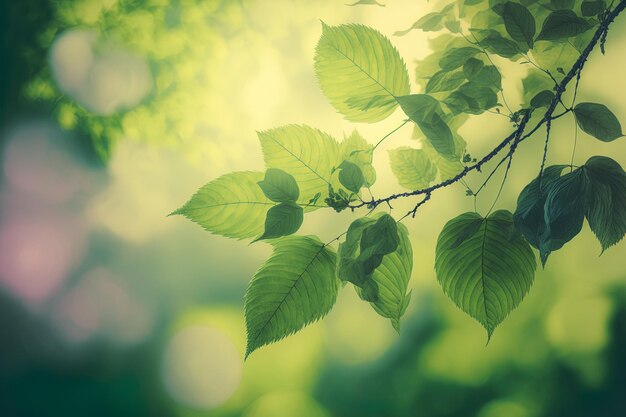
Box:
[13,0,245,161]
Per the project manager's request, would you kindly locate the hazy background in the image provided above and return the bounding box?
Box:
[1,0,626,416]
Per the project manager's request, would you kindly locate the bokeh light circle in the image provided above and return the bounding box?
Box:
[162,324,242,409]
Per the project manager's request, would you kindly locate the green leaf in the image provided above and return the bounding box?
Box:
[255,202,304,242]
[258,168,299,203]
[337,214,399,290]
[444,91,481,115]
[346,0,385,6]
[514,165,567,249]
[315,23,410,122]
[501,1,536,48]
[425,70,466,93]
[551,0,575,9]
[419,112,457,158]
[258,125,339,205]
[530,90,555,108]
[338,161,365,193]
[338,130,376,186]
[536,10,592,41]
[439,47,481,71]
[356,222,413,332]
[539,168,589,265]
[463,58,484,79]
[583,156,626,252]
[396,95,455,157]
[245,236,338,357]
[395,13,444,35]
[573,102,624,142]
[474,29,521,58]
[435,210,537,338]
[581,1,605,16]
[397,94,456,159]
[172,171,273,239]
[456,82,498,112]
[470,65,502,90]
[445,20,461,33]
[388,147,437,190]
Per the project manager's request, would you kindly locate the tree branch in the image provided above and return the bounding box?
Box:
[349,0,626,213]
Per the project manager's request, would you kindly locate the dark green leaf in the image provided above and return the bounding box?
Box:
[338,130,376,187]
[540,168,590,265]
[338,160,365,193]
[536,10,592,41]
[551,0,575,9]
[435,210,537,338]
[396,94,441,121]
[574,102,624,142]
[255,201,304,241]
[471,65,502,90]
[356,223,413,331]
[530,90,555,108]
[439,47,481,71]
[444,91,481,115]
[514,165,567,249]
[475,29,521,57]
[502,1,536,48]
[426,70,466,93]
[463,58,484,79]
[581,0,605,16]
[458,82,498,111]
[337,214,400,289]
[583,156,626,252]
[397,94,456,159]
[258,168,300,202]
[419,112,457,158]
[245,236,338,357]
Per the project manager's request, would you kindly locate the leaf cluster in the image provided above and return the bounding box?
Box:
[174,0,626,356]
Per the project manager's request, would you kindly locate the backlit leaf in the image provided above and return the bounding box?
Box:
[315,23,410,122]
[338,130,376,186]
[395,13,444,36]
[388,147,437,190]
[259,125,339,205]
[426,70,466,93]
[172,171,273,239]
[245,236,338,357]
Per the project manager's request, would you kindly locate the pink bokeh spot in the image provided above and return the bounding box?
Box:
[0,213,85,308]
